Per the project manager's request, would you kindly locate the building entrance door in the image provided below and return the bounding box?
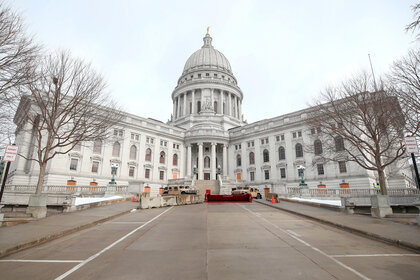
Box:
[204,173,210,180]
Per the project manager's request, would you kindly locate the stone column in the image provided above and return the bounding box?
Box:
[191,90,195,114]
[187,145,192,177]
[183,92,187,116]
[220,91,224,114]
[239,98,242,121]
[173,99,176,120]
[177,96,181,118]
[211,88,214,108]
[228,92,232,116]
[198,142,203,180]
[223,144,228,177]
[211,143,216,180]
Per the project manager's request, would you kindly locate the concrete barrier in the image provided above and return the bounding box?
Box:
[138,193,201,209]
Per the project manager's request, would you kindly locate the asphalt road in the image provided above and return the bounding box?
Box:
[0,202,419,280]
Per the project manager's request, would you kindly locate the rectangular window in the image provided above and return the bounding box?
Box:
[206,73,209,76]
[251,141,254,147]
[176,144,179,149]
[276,136,280,142]
[250,172,255,181]
[239,144,241,149]
[293,132,296,138]
[114,129,118,136]
[266,138,269,144]
[261,139,264,145]
[280,168,286,178]
[317,164,324,175]
[214,73,217,77]
[264,170,270,180]
[281,134,284,141]
[311,128,315,135]
[145,168,150,179]
[173,144,176,149]
[70,158,78,171]
[131,133,135,140]
[298,131,302,137]
[248,142,250,148]
[160,170,164,180]
[129,166,135,177]
[198,74,201,78]
[91,161,99,173]
[339,161,347,173]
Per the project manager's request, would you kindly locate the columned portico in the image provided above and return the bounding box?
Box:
[186,145,191,177]
[211,143,216,180]
[223,144,228,176]
[198,142,203,180]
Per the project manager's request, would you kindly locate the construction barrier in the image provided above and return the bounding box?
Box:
[206,193,252,203]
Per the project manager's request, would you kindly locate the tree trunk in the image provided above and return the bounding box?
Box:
[35,162,47,194]
[377,169,388,195]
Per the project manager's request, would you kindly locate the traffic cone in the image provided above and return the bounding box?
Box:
[132,196,135,202]
[271,195,275,204]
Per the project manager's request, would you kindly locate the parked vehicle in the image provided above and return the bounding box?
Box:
[163,185,197,195]
[231,186,262,199]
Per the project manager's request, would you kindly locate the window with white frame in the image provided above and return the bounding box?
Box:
[145,168,150,179]
[129,166,135,177]
[250,171,255,181]
[280,168,286,178]
[264,170,270,180]
[70,158,78,171]
[91,161,99,173]
[159,170,165,180]
[338,161,347,173]
[317,164,324,175]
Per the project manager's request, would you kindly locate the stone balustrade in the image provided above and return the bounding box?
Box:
[4,185,128,195]
[286,187,419,198]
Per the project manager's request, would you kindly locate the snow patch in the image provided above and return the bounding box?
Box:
[288,197,342,206]
[75,196,123,206]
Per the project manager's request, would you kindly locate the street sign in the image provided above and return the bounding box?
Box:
[404,137,419,154]
[3,145,19,162]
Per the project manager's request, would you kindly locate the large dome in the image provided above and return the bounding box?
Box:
[182,34,232,74]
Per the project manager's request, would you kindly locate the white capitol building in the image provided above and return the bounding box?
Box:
[10,32,411,195]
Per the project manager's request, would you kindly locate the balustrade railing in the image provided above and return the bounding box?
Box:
[4,185,128,195]
[286,187,418,198]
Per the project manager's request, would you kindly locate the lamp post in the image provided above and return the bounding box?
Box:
[297,165,307,186]
[109,163,119,185]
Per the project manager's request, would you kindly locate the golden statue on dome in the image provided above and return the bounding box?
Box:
[206,26,210,35]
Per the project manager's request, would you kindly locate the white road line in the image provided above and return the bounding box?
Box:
[55,206,174,280]
[286,229,301,237]
[0,260,83,263]
[332,254,420,258]
[106,221,146,224]
[238,204,371,280]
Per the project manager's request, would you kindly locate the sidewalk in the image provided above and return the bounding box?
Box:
[0,201,137,258]
[256,199,420,253]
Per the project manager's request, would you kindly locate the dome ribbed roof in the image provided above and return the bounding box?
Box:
[182,34,232,74]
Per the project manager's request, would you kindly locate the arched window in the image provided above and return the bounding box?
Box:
[197,101,201,112]
[314,140,323,155]
[93,140,102,154]
[263,149,269,162]
[160,151,166,164]
[112,142,120,157]
[249,152,255,165]
[145,148,152,161]
[173,154,178,166]
[130,145,137,160]
[214,101,218,113]
[204,156,210,168]
[335,136,345,152]
[295,143,303,158]
[278,146,285,160]
[236,154,241,167]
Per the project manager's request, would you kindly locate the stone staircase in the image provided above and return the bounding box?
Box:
[218,176,239,195]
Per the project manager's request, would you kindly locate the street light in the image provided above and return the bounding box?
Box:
[109,163,119,185]
[297,165,307,186]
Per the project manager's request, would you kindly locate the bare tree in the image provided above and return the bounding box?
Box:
[15,50,122,194]
[0,3,40,152]
[406,4,420,40]
[388,48,420,137]
[307,72,406,195]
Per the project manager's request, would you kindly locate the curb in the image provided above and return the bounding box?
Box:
[0,207,134,258]
[255,200,420,254]
[279,197,343,212]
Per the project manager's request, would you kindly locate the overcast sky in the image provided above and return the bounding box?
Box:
[9,0,419,124]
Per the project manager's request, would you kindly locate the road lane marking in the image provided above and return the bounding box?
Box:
[106,221,146,224]
[238,204,371,280]
[55,206,174,280]
[0,260,83,263]
[286,229,301,237]
[332,254,420,257]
